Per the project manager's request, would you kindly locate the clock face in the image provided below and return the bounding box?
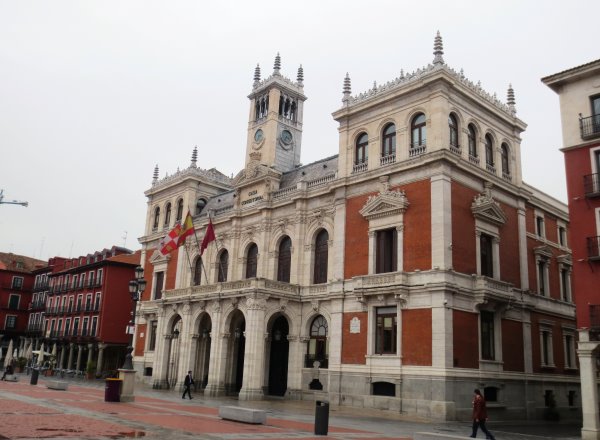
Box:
[254,129,264,143]
[281,129,293,145]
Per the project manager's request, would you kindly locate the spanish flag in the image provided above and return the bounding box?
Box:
[178,211,195,245]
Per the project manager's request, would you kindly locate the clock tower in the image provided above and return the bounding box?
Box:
[246,54,306,173]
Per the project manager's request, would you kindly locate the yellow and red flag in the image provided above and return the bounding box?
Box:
[178,211,195,245]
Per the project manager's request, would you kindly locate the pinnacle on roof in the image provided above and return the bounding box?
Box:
[342,73,351,102]
[191,146,198,168]
[507,84,516,114]
[273,52,281,75]
[253,64,261,84]
[433,31,444,65]
[152,164,159,184]
[297,64,304,85]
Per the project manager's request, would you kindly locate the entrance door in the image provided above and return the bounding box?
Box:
[268,315,289,396]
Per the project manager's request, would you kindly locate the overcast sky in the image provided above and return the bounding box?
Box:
[1,0,598,261]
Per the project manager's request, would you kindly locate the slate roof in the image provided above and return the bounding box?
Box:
[279,155,338,189]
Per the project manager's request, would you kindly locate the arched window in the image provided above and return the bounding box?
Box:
[355,133,368,165]
[501,143,510,177]
[176,199,184,222]
[164,203,172,227]
[306,315,329,368]
[313,230,329,284]
[411,113,426,148]
[153,207,160,230]
[245,243,258,279]
[217,250,228,282]
[381,123,396,158]
[449,114,459,148]
[277,236,292,283]
[193,257,202,286]
[468,124,478,158]
[485,134,495,168]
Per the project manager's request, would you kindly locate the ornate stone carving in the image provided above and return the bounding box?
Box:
[279,298,288,311]
[311,300,319,312]
[246,296,267,311]
[360,188,409,220]
[211,300,221,313]
[471,182,507,226]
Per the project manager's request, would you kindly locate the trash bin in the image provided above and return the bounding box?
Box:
[104,378,122,402]
[30,368,39,385]
[314,400,329,435]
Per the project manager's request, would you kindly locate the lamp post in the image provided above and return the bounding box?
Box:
[122,265,146,370]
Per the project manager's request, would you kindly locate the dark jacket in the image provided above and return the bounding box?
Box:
[184,374,194,386]
[472,395,488,421]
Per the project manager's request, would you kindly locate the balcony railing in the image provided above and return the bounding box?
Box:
[352,161,368,174]
[580,114,600,140]
[409,143,426,157]
[588,236,600,260]
[584,173,600,197]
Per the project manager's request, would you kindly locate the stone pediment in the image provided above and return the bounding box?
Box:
[233,154,282,190]
[149,248,171,265]
[557,254,572,265]
[471,185,506,226]
[534,245,553,259]
[360,189,409,220]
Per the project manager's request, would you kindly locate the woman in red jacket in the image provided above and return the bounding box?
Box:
[470,389,495,439]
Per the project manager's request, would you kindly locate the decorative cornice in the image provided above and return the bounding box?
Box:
[360,189,409,221]
[471,184,507,226]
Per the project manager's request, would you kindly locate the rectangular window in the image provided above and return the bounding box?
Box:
[564,332,576,369]
[149,320,158,351]
[480,233,494,277]
[154,272,164,300]
[79,274,85,288]
[91,316,98,336]
[85,294,92,311]
[82,317,89,336]
[88,271,95,286]
[11,276,24,289]
[76,295,83,312]
[480,311,495,360]
[536,216,545,238]
[72,274,78,288]
[376,228,397,274]
[65,318,71,336]
[560,268,570,302]
[541,328,554,367]
[538,259,548,296]
[73,318,80,336]
[94,293,101,311]
[68,296,74,313]
[375,306,397,354]
[558,226,567,247]
[8,294,20,310]
[5,315,17,329]
[96,269,103,285]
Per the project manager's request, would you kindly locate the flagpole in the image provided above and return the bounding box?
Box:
[188,207,210,285]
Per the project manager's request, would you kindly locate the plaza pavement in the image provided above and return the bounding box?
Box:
[0,373,582,440]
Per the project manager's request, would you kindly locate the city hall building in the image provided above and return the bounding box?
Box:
[134,34,577,421]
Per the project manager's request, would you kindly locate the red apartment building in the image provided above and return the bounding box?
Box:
[0,252,46,360]
[543,59,600,440]
[26,247,140,376]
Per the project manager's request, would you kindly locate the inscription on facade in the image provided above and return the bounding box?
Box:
[350,317,360,334]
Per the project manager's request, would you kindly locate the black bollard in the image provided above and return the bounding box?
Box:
[314,400,329,435]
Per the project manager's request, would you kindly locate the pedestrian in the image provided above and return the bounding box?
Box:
[182,370,194,400]
[1,364,13,380]
[470,388,495,439]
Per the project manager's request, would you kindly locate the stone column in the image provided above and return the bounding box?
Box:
[87,343,94,371]
[177,303,193,392]
[205,300,225,397]
[238,296,266,401]
[75,344,83,371]
[96,343,106,375]
[58,343,66,370]
[579,331,600,440]
[286,335,303,399]
[65,343,74,370]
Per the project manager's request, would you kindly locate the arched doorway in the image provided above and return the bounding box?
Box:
[268,314,289,396]
[195,314,212,389]
[166,317,182,389]
[225,310,245,395]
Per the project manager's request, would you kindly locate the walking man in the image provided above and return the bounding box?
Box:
[470,389,495,439]
[182,370,194,400]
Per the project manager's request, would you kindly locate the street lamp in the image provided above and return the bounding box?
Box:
[122,265,146,370]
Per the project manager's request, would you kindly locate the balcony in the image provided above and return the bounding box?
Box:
[580,114,600,140]
[352,161,368,174]
[588,236,600,261]
[584,173,600,197]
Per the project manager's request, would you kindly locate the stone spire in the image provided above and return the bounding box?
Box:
[342,73,351,102]
[507,84,516,114]
[152,164,159,185]
[433,31,444,65]
[297,64,304,86]
[273,52,281,75]
[253,64,261,86]
[191,146,198,168]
